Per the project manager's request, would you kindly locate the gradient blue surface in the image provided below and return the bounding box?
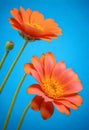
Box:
[0,0,89,130]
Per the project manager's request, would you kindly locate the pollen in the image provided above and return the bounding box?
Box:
[26,22,44,31]
[41,78,63,99]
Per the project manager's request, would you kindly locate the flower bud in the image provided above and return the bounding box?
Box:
[5,41,14,51]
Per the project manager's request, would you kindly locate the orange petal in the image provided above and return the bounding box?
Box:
[43,19,58,28]
[20,7,32,23]
[30,11,44,26]
[43,19,62,35]
[31,96,44,111]
[9,18,22,30]
[27,84,53,102]
[40,37,51,42]
[40,101,54,120]
[40,33,57,37]
[31,56,44,79]
[54,102,70,115]
[44,52,56,77]
[52,61,66,79]
[21,24,42,37]
[11,24,21,31]
[39,34,57,41]
[24,63,35,74]
[44,27,62,36]
[56,100,78,110]
[10,8,23,23]
[59,94,83,106]
[9,18,20,25]
[49,28,62,35]
[63,81,83,95]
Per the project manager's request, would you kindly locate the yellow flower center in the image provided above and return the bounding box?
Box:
[26,22,44,31]
[41,78,63,99]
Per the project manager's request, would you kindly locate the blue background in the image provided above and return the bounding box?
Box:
[0,0,89,130]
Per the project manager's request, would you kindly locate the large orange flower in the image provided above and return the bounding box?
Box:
[24,52,83,119]
[9,7,62,41]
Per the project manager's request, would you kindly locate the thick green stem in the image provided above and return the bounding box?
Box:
[17,102,31,130]
[0,40,28,93]
[3,73,27,130]
[0,50,9,69]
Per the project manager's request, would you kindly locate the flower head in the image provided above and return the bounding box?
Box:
[24,52,83,119]
[9,7,62,41]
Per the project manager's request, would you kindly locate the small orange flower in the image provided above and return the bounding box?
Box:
[24,52,83,119]
[9,7,62,41]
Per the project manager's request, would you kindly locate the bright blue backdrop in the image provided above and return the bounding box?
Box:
[0,0,89,130]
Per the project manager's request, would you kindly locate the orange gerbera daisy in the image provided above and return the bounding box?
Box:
[9,7,62,41]
[24,52,83,120]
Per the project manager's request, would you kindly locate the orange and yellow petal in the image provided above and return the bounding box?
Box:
[39,54,45,67]
[52,61,66,79]
[60,69,78,84]
[24,63,35,74]
[27,84,53,102]
[24,63,41,82]
[27,84,42,94]
[54,102,70,115]
[40,101,54,120]
[59,94,83,106]
[31,96,43,111]
[31,56,44,79]
[62,81,83,95]
[44,52,56,77]
[55,100,78,110]
[30,68,41,83]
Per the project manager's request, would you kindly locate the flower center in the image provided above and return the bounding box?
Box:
[41,78,63,99]
[26,22,44,31]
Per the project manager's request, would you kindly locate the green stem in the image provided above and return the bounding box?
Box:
[0,40,28,93]
[3,73,27,130]
[0,50,9,69]
[17,102,31,130]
